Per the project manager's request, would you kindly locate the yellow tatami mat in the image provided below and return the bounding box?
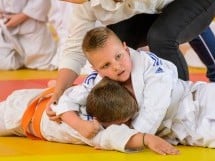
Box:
[1,136,215,161]
[0,69,214,161]
[0,69,58,80]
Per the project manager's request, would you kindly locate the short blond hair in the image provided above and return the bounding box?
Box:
[86,77,138,123]
[82,27,120,53]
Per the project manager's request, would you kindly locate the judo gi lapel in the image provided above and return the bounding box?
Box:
[130,48,144,107]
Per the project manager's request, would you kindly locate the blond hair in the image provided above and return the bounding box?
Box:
[86,77,138,123]
[82,27,120,53]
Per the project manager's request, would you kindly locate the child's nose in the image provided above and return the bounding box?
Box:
[113,63,121,71]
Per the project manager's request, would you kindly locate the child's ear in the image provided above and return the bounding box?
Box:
[122,42,128,51]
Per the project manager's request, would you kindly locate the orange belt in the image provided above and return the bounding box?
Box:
[21,87,55,140]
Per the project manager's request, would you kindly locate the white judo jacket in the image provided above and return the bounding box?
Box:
[56,48,215,148]
[0,0,56,70]
[0,86,139,152]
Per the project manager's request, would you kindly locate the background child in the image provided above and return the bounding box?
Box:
[0,0,56,70]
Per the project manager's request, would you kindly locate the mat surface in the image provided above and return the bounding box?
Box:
[1,137,215,161]
[0,69,214,161]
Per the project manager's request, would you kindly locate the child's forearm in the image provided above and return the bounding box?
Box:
[125,132,144,150]
[60,111,82,130]
[60,111,100,138]
[5,13,29,28]
[125,133,179,155]
[18,13,29,22]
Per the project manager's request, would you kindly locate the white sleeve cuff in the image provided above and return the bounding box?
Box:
[50,103,79,116]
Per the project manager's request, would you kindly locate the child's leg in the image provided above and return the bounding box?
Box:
[192,83,215,147]
[0,101,17,136]
[19,21,57,70]
[0,89,43,136]
[0,105,29,137]
[0,26,23,70]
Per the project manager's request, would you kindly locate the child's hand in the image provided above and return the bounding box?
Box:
[5,13,28,28]
[46,92,63,123]
[59,111,101,139]
[144,134,179,155]
[46,106,62,123]
[79,119,101,139]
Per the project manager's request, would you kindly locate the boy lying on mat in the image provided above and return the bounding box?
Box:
[0,76,178,155]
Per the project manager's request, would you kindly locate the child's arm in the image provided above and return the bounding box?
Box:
[126,133,179,155]
[60,111,101,139]
[5,13,29,28]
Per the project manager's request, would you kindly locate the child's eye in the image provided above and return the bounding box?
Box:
[116,53,122,60]
[102,63,110,69]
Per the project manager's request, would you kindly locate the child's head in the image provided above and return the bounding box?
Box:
[86,77,138,128]
[82,27,132,83]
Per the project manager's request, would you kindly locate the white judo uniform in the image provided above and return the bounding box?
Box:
[53,48,215,148]
[0,88,138,152]
[1,48,215,151]
[48,0,74,67]
[0,0,57,70]
[128,49,215,147]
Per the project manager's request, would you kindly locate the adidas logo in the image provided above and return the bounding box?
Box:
[156,67,164,73]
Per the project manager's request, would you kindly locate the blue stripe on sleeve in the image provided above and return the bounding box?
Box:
[84,71,98,85]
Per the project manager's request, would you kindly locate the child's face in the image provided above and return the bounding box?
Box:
[87,36,132,83]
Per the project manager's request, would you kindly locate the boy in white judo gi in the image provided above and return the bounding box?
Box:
[79,26,215,148]
[0,85,140,153]
[50,26,215,152]
[0,76,178,154]
[46,26,215,154]
[0,0,56,70]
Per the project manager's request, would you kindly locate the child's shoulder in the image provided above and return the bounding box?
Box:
[83,71,102,88]
[84,71,98,85]
[130,48,160,63]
